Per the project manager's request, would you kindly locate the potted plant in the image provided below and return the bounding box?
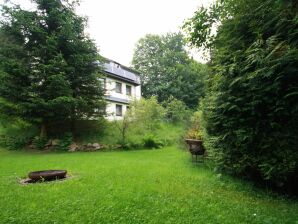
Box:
[185,112,206,160]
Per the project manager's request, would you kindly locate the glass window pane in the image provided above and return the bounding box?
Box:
[126,85,132,95]
[116,82,122,93]
[116,104,122,116]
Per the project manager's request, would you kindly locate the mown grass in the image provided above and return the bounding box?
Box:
[0,147,297,224]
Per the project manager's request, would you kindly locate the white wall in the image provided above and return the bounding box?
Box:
[104,77,141,120]
[105,102,130,121]
[105,77,141,101]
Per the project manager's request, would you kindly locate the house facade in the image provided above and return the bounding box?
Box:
[102,58,141,120]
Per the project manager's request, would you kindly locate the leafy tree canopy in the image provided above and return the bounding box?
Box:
[132,32,208,109]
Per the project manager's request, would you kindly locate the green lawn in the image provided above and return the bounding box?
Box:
[0,147,297,224]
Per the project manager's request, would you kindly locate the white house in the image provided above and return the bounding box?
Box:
[102,58,141,120]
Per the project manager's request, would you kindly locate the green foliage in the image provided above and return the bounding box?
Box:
[190,111,202,131]
[163,96,191,123]
[109,97,166,147]
[32,132,72,151]
[0,118,38,150]
[132,33,208,108]
[0,0,105,136]
[185,111,204,140]
[113,98,189,149]
[184,0,298,192]
[0,134,30,150]
[73,119,107,142]
[57,132,73,151]
[113,111,133,146]
[142,134,164,149]
[120,142,143,150]
[94,119,185,150]
[129,97,166,132]
[185,129,203,140]
[32,136,47,150]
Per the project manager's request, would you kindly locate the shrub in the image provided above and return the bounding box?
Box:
[72,119,107,142]
[121,142,143,150]
[163,96,191,123]
[88,98,185,150]
[185,0,298,192]
[185,111,204,140]
[57,132,73,151]
[130,97,166,131]
[32,136,48,150]
[0,119,38,150]
[142,135,164,149]
[108,97,166,147]
[0,135,31,150]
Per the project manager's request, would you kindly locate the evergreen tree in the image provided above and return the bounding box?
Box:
[0,0,105,136]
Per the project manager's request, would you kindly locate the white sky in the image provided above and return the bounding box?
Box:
[1,0,213,66]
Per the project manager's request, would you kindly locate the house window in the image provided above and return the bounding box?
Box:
[126,85,132,96]
[116,104,123,116]
[115,82,122,93]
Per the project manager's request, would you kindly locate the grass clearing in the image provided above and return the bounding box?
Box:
[0,147,297,223]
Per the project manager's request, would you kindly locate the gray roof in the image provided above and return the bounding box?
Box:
[103,58,141,85]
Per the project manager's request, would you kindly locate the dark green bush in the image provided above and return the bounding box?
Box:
[0,121,38,150]
[57,132,73,151]
[185,0,298,193]
[0,135,31,150]
[121,142,143,150]
[142,135,164,149]
[32,136,47,150]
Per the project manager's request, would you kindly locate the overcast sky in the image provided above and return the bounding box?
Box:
[1,0,213,66]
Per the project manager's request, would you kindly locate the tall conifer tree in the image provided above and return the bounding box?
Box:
[0,0,105,136]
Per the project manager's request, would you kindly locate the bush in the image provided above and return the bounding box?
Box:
[72,119,107,142]
[0,135,31,150]
[97,120,184,150]
[130,97,166,131]
[185,111,204,140]
[121,142,143,150]
[32,136,48,150]
[57,132,73,151]
[32,133,72,151]
[142,135,164,149]
[163,96,191,123]
[0,120,38,150]
[77,98,185,150]
[185,0,298,192]
[107,97,166,147]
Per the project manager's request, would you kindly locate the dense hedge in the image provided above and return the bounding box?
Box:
[185,0,298,193]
